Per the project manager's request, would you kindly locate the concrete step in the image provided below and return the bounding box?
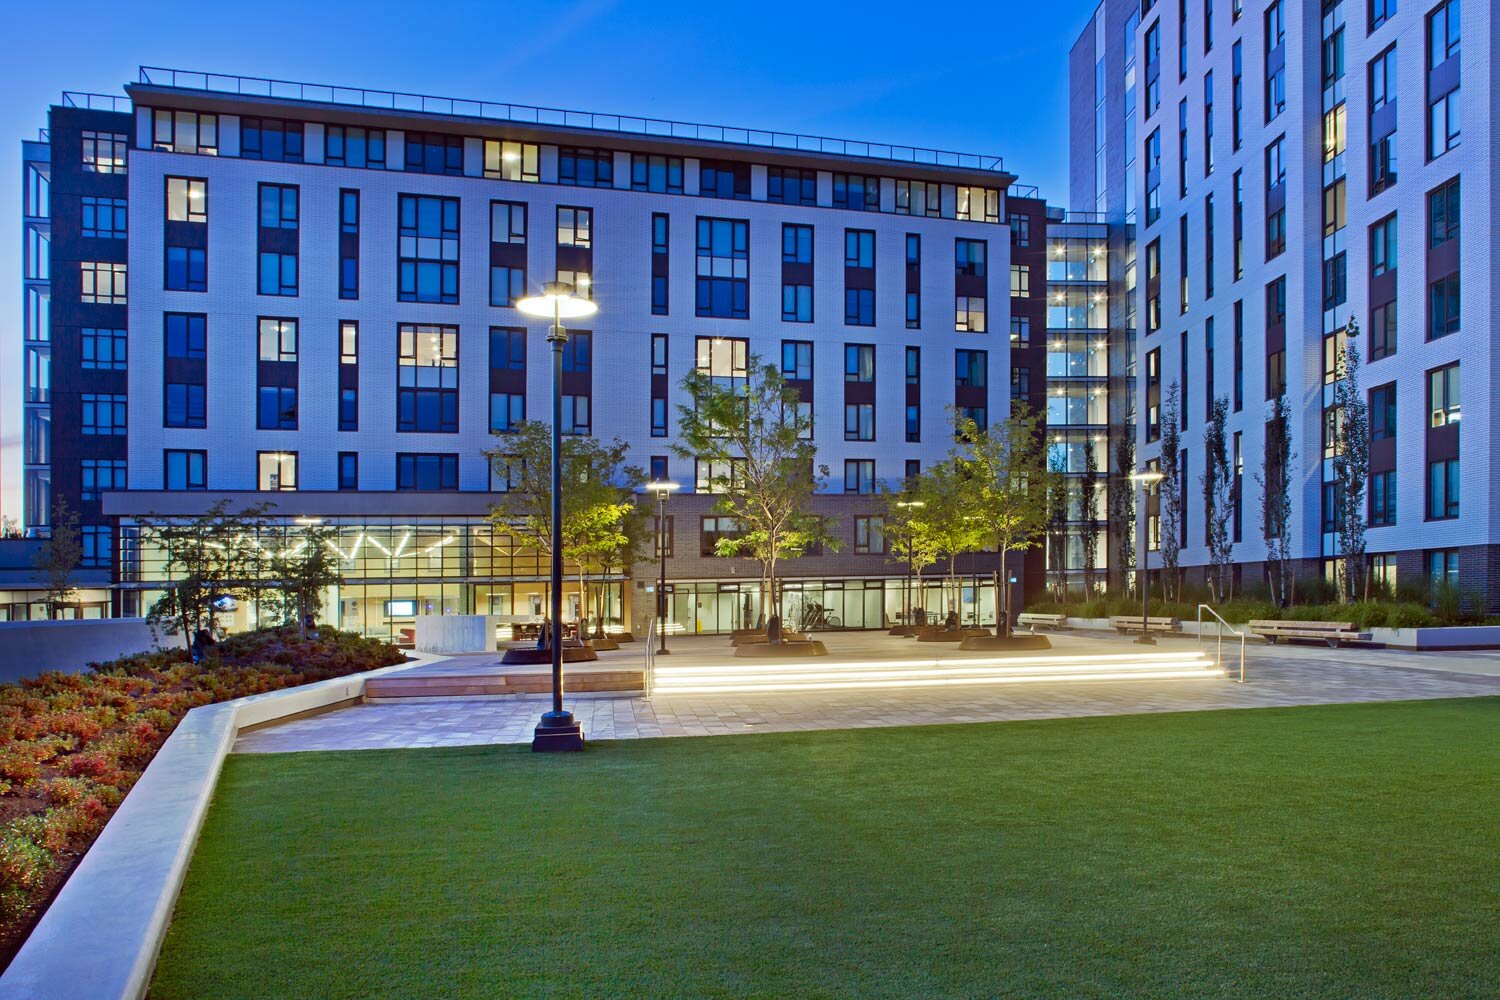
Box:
[650,651,1224,695]
[367,670,643,699]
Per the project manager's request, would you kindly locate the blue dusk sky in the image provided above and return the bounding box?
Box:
[0,0,1099,521]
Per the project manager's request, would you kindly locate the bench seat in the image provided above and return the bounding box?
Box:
[1248,620,1373,648]
[1017,613,1070,631]
[1109,616,1182,634]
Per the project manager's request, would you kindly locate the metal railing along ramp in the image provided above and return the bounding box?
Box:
[648,649,1224,696]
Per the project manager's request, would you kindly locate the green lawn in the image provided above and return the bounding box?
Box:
[152,699,1500,999]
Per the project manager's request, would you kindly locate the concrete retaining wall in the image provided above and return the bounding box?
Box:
[413,614,503,653]
[0,619,182,684]
[0,653,434,1000]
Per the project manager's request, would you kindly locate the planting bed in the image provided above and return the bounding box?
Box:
[0,627,403,965]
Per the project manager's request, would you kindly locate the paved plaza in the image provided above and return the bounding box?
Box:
[234,632,1500,753]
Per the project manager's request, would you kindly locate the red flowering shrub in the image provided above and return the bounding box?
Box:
[0,627,403,950]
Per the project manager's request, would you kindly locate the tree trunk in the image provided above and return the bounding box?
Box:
[998,548,1009,638]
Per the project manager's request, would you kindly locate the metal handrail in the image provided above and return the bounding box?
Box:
[135,65,1008,173]
[643,618,657,699]
[1196,604,1246,683]
[62,91,132,113]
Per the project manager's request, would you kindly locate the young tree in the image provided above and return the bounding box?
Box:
[34,496,82,619]
[1046,452,1070,601]
[1080,440,1102,596]
[672,355,825,627]
[914,459,987,624]
[879,485,943,627]
[143,500,274,640]
[1111,435,1136,593]
[264,524,345,632]
[1158,380,1184,601]
[953,406,1059,637]
[486,422,641,635]
[1200,395,1234,601]
[1255,393,1296,608]
[1332,330,1369,602]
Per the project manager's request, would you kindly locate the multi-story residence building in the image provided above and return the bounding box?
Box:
[1073,0,1496,607]
[17,69,1052,635]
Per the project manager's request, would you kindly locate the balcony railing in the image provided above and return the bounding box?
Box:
[61,92,132,113]
[136,66,1008,174]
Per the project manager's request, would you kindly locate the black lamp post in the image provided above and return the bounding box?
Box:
[647,480,680,654]
[517,281,597,752]
[1130,470,1165,646]
[895,499,924,633]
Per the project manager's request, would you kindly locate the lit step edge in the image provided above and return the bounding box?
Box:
[655,660,1216,683]
[653,667,1227,695]
[653,652,1212,676]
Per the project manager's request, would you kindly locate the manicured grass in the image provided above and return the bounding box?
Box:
[152,699,1499,999]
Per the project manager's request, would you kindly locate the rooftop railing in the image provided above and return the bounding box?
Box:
[136,66,1009,174]
[61,91,132,113]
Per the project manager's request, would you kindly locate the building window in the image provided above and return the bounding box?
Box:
[1370,0,1395,32]
[559,146,614,187]
[81,327,127,370]
[396,453,458,491]
[1264,1,1286,121]
[1370,382,1396,441]
[1322,252,1347,312]
[1009,213,1031,247]
[491,266,525,308]
[695,336,748,389]
[956,186,999,223]
[166,177,206,224]
[397,324,459,433]
[82,196,126,239]
[80,526,111,569]
[404,132,464,175]
[258,317,297,362]
[844,460,876,495]
[1427,459,1459,520]
[853,516,886,554]
[768,167,817,206]
[1427,90,1460,160]
[326,125,386,168]
[844,344,874,384]
[1427,274,1460,339]
[700,516,741,556]
[151,110,218,155]
[337,453,358,491]
[557,206,592,248]
[631,153,683,193]
[258,252,297,296]
[165,381,206,429]
[80,262,126,304]
[895,179,940,217]
[339,189,360,300]
[1427,549,1459,590]
[484,139,539,181]
[82,131,127,174]
[1429,364,1459,427]
[340,388,358,432]
[1370,133,1397,196]
[955,296,986,333]
[1370,470,1396,527]
[258,183,298,230]
[1145,348,1162,442]
[256,384,296,431]
[1011,316,1030,345]
[833,173,879,211]
[1428,177,1460,247]
[844,289,874,326]
[956,349,987,389]
[166,246,206,292]
[164,451,206,491]
[398,195,459,304]
[695,218,748,319]
[491,393,524,433]
[1428,0,1460,65]
[781,340,813,382]
[1010,264,1030,297]
[491,326,525,372]
[1370,300,1396,361]
[81,394,125,436]
[844,230,874,270]
[1370,214,1397,278]
[955,239,986,278]
[652,213,669,315]
[783,284,813,323]
[844,403,874,441]
[1011,366,1030,401]
[1266,210,1286,260]
[80,459,126,501]
[906,234,921,329]
[257,452,298,491]
[240,117,304,162]
[700,159,751,200]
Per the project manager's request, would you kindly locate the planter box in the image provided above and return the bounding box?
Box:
[1370,626,1500,650]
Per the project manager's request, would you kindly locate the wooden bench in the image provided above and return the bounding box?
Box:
[1110,616,1182,635]
[1248,620,1372,648]
[1017,613,1070,632]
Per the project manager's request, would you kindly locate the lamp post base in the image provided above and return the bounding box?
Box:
[655,647,672,655]
[531,710,585,752]
[1134,634,1157,645]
